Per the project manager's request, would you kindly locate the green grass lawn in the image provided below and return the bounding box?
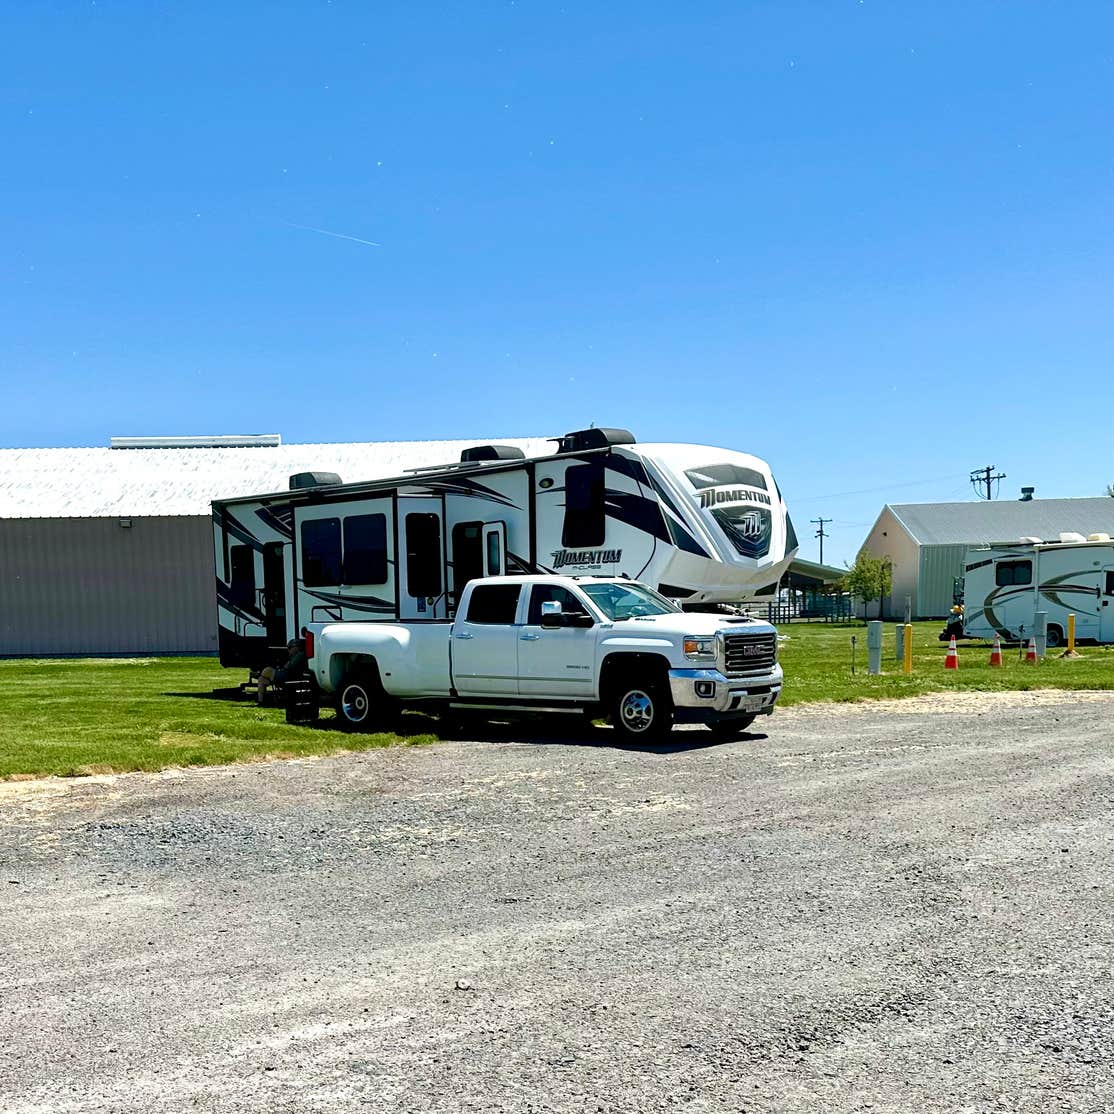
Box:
[1,623,1111,779]
[776,620,1114,705]
[0,658,435,781]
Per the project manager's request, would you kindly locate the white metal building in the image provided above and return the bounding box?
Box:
[859,498,1114,620]
[0,435,550,656]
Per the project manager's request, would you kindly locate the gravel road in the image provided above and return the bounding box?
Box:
[1,692,1111,1114]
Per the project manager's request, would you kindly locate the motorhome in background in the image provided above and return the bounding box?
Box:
[961,534,1114,646]
[212,427,800,669]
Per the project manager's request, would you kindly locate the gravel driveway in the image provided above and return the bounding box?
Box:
[1,692,1111,1113]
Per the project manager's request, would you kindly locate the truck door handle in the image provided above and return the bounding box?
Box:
[520,633,540,641]
[454,632,474,640]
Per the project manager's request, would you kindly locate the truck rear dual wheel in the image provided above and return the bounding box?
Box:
[610,679,673,743]
[337,667,398,733]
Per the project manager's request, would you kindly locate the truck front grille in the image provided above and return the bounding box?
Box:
[722,632,777,676]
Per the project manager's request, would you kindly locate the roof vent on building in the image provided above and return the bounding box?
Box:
[289,471,342,490]
[110,434,282,449]
[556,427,636,454]
[459,444,527,463]
[1019,486,1035,501]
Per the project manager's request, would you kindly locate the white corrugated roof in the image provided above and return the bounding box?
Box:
[0,437,555,518]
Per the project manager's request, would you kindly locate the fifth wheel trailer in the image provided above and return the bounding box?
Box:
[212,426,800,670]
[961,536,1114,646]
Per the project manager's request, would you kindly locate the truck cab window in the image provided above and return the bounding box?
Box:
[301,518,342,587]
[995,561,1032,587]
[465,584,521,624]
[527,585,589,625]
[562,461,606,548]
[405,513,442,598]
[343,514,388,585]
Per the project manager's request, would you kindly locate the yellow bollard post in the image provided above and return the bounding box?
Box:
[903,623,913,674]
[1062,613,1079,658]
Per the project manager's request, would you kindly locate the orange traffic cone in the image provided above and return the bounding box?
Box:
[989,634,1003,667]
[945,635,959,669]
[1025,637,1037,664]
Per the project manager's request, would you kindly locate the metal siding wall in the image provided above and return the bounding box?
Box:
[918,545,968,619]
[0,517,217,655]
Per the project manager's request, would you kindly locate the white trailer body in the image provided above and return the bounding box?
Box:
[211,426,799,670]
[962,540,1114,645]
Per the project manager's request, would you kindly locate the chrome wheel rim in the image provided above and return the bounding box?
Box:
[619,690,654,733]
[341,684,369,723]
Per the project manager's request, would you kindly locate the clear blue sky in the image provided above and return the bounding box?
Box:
[3,2,1112,564]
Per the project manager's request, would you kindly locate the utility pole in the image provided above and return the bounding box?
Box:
[970,464,1006,501]
[811,517,830,565]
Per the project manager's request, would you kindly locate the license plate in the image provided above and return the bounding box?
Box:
[739,694,767,712]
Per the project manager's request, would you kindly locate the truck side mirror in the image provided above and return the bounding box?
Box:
[540,600,563,628]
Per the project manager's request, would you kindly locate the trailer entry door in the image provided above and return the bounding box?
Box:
[262,542,287,648]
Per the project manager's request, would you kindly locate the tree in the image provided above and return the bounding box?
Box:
[843,551,893,619]
[1106,484,1114,497]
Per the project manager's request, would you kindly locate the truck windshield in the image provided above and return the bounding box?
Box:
[580,582,679,620]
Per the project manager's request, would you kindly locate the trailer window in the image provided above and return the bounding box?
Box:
[343,514,388,585]
[684,463,768,491]
[301,518,342,587]
[229,545,255,610]
[562,461,606,548]
[1105,571,1114,596]
[995,560,1032,587]
[405,513,442,598]
[465,584,521,624]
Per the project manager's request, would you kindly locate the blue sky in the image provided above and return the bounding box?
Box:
[3,2,1112,564]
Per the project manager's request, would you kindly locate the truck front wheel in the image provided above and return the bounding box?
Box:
[337,667,397,733]
[609,680,673,743]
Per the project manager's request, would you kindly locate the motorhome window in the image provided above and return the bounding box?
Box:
[229,545,255,610]
[300,518,342,587]
[465,584,521,624]
[405,513,442,598]
[486,530,503,576]
[452,522,484,599]
[1105,571,1114,596]
[527,585,589,625]
[580,582,678,620]
[995,560,1032,587]
[562,462,606,548]
[343,514,388,584]
[684,464,768,491]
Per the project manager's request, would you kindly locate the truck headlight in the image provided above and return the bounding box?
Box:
[683,636,715,660]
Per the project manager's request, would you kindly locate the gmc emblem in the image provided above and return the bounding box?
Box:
[742,644,764,657]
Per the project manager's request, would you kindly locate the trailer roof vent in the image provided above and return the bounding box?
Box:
[459,444,527,463]
[1088,533,1111,542]
[556,427,636,454]
[1019,486,1035,501]
[1059,532,1086,544]
[289,471,342,490]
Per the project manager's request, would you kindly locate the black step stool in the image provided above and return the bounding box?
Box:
[283,678,319,724]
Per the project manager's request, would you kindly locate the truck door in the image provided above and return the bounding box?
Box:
[517,584,597,699]
[398,497,448,621]
[1101,569,1114,642]
[451,582,523,696]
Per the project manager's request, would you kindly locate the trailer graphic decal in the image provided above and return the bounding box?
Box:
[550,548,623,569]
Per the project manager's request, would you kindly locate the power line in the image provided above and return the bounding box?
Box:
[970,464,1006,501]
[792,473,962,504]
[811,517,831,565]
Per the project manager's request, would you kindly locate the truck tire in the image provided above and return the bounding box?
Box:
[609,679,673,743]
[336,666,397,733]
[706,714,757,740]
[1046,624,1064,649]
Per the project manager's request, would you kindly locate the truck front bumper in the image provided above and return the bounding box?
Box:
[667,664,783,724]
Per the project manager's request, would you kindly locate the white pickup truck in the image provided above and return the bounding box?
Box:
[305,575,783,742]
